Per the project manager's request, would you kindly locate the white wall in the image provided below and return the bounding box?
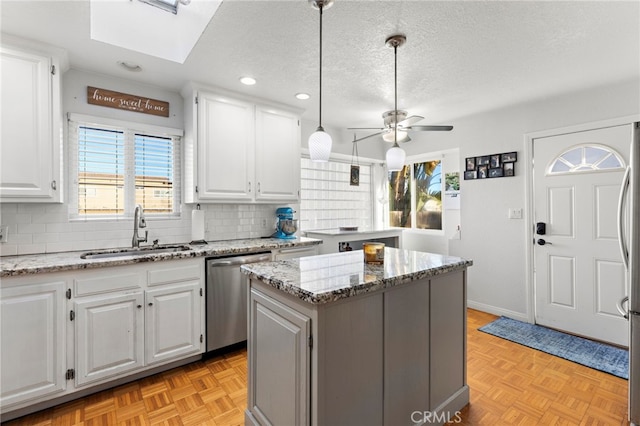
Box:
[410,78,639,321]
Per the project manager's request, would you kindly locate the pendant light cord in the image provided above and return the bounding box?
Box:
[393,43,398,146]
[318,4,324,130]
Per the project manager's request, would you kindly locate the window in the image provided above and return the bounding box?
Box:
[548,144,624,175]
[388,160,442,230]
[300,158,373,231]
[68,114,181,219]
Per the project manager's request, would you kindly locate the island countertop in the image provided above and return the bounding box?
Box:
[241,247,472,304]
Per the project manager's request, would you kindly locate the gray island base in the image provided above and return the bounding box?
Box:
[241,248,473,426]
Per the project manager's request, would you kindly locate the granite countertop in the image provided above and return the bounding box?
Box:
[0,237,322,278]
[241,247,473,304]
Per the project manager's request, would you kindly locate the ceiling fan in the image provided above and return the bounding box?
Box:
[348,34,453,144]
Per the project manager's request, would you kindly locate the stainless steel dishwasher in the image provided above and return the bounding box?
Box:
[206,252,272,352]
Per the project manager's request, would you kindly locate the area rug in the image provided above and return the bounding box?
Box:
[478,316,629,379]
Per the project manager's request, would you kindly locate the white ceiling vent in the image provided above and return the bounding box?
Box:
[90,0,221,64]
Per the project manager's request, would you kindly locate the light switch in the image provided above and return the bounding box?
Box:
[508,208,523,219]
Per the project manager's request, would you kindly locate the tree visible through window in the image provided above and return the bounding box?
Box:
[388,160,442,230]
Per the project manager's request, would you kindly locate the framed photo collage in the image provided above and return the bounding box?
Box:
[464,151,517,180]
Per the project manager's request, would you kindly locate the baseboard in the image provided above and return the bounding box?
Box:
[467,300,529,323]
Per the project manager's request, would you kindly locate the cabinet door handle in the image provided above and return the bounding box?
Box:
[137,305,142,309]
[257,182,261,193]
[248,181,252,193]
[148,302,153,307]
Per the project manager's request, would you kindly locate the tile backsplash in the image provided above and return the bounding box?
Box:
[0,203,290,256]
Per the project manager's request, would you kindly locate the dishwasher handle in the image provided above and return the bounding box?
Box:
[207,252,271,267]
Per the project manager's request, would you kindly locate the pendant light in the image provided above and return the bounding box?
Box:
[385,34,407,172]
[308,0,333,162]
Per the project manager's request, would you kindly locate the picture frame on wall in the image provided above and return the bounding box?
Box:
[489,167,504,178]
[490,154,501,168]
[502,152,517,162]
[465,150,517,180]
[504,162,514,176]
[477,156,490,166]
[466,157,476,171]
[464,170,477,180]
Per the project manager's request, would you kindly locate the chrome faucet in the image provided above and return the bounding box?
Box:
[132,204,148,248]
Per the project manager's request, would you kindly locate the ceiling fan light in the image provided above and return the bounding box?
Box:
[382,129,408,143]
[386,145,406,171]
[309,128,332,162]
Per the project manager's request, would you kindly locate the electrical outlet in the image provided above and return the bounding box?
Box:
[0,225,8,243]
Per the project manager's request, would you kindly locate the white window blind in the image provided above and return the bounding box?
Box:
[300,158,373,231]
[77,126,126,215]
[68,114,182,219]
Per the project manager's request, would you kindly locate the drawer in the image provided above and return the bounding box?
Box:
[147,261,202,286]
[74,272,142,296]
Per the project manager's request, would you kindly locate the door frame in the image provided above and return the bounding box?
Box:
[524,114,640,324]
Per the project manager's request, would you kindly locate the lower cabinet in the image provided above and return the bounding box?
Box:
[247,270,468,426]
[0,281,66,407]
[74,292,145,387]
[247,288,310,426]
[0,258,205,418]
[145,282,202,365]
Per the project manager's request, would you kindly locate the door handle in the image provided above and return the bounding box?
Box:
[536,239,552,246]
[616,296,629,320]
[617,166,631,269]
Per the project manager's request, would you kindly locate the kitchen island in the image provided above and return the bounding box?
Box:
[241,248,473,426]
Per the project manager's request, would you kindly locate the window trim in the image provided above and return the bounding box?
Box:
[67,113,183,221]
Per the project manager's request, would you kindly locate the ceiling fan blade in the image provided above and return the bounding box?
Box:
[406,125,454,131]
[347,127,385,130]
[397,115,424,127]
[353,130,387,143]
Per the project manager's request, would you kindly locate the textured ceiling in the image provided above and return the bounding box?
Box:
[1,0,639,134]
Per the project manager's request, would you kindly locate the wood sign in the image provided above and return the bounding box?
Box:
[87,86,169,117]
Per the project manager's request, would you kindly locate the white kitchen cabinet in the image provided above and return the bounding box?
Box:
[254,106,300,201]
[145,282,202,365]
[247,288,310,426]
[0,281,66,408]
[73,259,204,386]
[196,93,255,201]
[74,292,145,387]
[0,42,63,202]
[183,86,301,203]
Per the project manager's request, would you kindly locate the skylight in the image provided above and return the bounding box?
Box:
[90,0,221,64]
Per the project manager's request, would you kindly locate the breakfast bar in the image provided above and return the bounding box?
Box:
[241,248,473,426]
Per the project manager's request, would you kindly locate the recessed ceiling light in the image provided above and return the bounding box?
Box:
[240,77,256,86]
[118,61,142,72]
[295,93,310,100]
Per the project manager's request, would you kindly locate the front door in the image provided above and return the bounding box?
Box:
[533,124,631,346]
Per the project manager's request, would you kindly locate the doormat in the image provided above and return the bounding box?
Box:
[478,316,629,379]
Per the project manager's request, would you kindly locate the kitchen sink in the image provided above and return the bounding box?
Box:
[81,244,192,260]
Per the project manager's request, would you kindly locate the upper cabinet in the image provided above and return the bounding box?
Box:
[0,40,64,203]
[182,86,301,204]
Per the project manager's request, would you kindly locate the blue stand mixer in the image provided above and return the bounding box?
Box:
[273,207,298,239]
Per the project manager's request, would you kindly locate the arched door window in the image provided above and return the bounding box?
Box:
[547,144,625,175]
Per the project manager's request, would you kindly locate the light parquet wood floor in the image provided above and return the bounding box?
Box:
[3,309,631,426]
